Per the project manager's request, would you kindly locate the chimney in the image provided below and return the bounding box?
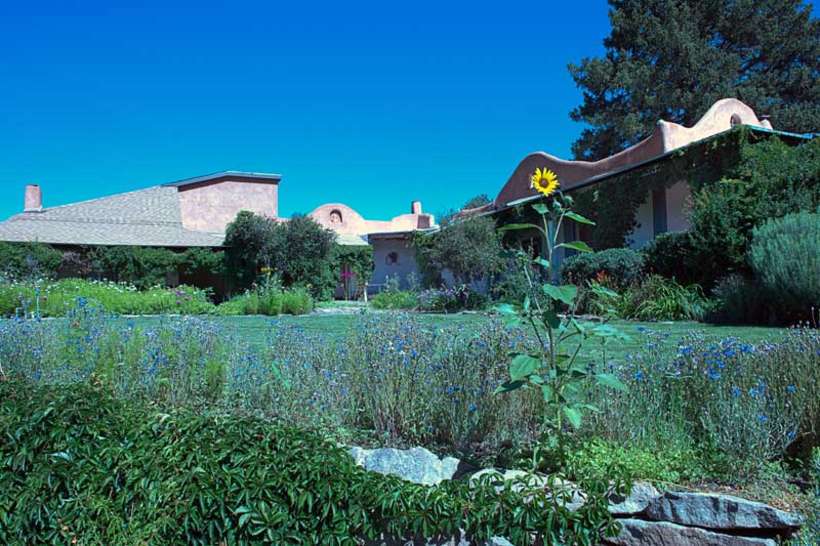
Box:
[411,200,422,215]
[24,184,42,212]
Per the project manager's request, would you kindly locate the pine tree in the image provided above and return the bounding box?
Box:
[569,0,820,160]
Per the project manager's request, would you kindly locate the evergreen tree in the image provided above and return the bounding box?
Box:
[569,0,820,160]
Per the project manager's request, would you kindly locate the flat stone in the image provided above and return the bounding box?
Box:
[644,491,804,532]
[608,482,662,516]
[348,446,460,486]
[604,519,776,546]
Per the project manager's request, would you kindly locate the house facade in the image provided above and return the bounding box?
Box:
[459,98,814,267]
[0,171,435,295]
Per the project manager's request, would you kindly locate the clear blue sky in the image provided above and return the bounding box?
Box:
[0,1,631,221]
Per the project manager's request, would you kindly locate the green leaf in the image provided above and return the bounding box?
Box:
[540,384,555,402]
[562,406,582,429]
[531,203,549,215]
[557,241,594,253]
[563,211,595,225]
[495,380,526,394]
[595,373,628,391]
[542,284,577,305]
[542,309,561,329]
[510,354,541,380]
[498,223,545,236]
[533,257,551,269]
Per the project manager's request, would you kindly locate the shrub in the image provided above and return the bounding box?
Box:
[224,212,337,299]
[217,277,313,316]
[560,248,644,289]
[414,216,505,287]
[748,211,820,323]
[0,380,618,545]
[687,138,820,289]
[583,275,710,321]
[0,242,62,280]
[0,278,215,317]
[370,290,418,310]
[642,231,702,285]
[417,285,487,313]
[707,274,769,325]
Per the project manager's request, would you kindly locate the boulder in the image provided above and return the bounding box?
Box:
[348,446,460,486]
[604,519,776,546]
[608,482,662,516]
[644,491,804,533]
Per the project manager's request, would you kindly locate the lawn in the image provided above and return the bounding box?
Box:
[124,311,789,363]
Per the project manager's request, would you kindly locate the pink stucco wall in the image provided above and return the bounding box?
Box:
[308,202,434,236]
[178,178,279,233]
[489,98,772,209]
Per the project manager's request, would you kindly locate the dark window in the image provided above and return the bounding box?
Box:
[652,188,668,235]
[386,251,399,265]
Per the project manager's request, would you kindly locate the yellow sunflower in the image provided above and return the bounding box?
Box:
[530,167,559,197]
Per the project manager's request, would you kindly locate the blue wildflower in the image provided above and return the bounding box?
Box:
[786,384,797,394]
[731,386,741,398]
[634,370,645,381]
[757,414,768,424]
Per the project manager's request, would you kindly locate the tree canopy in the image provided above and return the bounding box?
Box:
[569,0,820,160]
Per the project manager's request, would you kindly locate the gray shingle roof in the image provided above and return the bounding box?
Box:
[0,186,224,247]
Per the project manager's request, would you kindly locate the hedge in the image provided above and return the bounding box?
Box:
[0,380,618,545]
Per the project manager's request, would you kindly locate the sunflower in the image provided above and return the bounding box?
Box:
[530,167,559,197]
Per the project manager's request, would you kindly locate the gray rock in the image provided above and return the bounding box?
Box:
[604,519,776,546]
[349,446,460,486]
[608,482,662,516]
[645,491,804,532]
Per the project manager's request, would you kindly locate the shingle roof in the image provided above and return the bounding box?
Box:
[0,186,224,247]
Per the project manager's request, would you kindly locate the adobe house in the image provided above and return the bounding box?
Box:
[458,98,815,267]
[0,170,435,295]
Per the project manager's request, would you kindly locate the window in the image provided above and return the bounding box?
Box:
[386,251,399,265]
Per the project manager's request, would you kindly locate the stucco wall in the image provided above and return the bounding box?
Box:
[666,180,692,232]
[370,237,419,291]
[628,196,655,249]
[309,202,434,236]
[178,179,278,233]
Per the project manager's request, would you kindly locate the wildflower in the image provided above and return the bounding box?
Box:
[530,168,559,197]
[786,384,797,394]
[468,403,477,413]
[633,370,645,381]
[757,414,768,424]
[731,386,741,398]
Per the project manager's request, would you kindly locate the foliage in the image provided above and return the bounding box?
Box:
[495,195,627,462]
[586,275,711,322]
[331,244,374,300]
[0,379,620,545]
[589,326,820,479]
[560,248,645,290]
[437,194,493,226]
[223,211,279,291]
[748,211,820,323]
[218,276,314,316]
[0,279,215,317]
[223,212,338,300]
[642,232,701,286]
[417,284,488,313]
[369,280,418,310]
[687,137,820,289]
[707,274,768,325]
[415,215,505,286]
[0,242,62,280]
[568,0,820,160]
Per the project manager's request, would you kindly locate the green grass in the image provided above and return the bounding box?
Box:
[122,312,788,363]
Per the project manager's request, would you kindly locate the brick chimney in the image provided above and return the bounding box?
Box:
[24,184,42,212]
[411,200,422,215]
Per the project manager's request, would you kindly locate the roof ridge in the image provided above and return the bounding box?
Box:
[41,185,171,212]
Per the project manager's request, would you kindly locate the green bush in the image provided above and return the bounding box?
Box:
[217,280,313,316]
[707,274,769,325]
[585,275,710,321]
[560,248,645,289]
[0,279,215,317]
[749,211,820,324]
[0,380,618,545]
[370,290,418,310]
[414,216,505,287]
[0,242,62,280]
[688,138,820,290]
[642,231,702,285]
[224,212,338,299]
